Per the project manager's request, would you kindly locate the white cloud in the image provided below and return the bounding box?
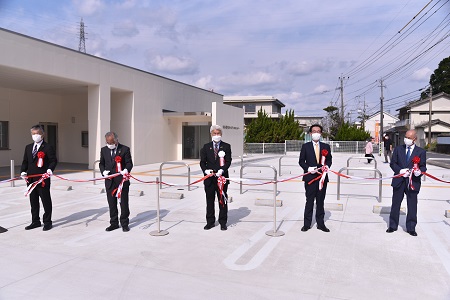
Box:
[195,75,213,90]
[286,60,334,76]
[313,85,329,94]
[218,71,279,88]
[411,67,432,81]
[147,55,198,75]
[72,0,104,15]
[112,20,139,37]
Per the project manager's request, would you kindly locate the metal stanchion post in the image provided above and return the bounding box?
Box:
[150,177,169,236]
[266,176,284,237]
[10,160,15,187]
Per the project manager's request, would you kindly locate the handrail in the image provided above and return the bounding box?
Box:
[337,167,383,203]
[278,155,299,176]
[423,158,450,181]
[346,156,377,177]
[92,160,100,185]
[159,161,191,191]
[239,163,284,237]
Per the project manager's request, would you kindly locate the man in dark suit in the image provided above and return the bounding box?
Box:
[99,132,133,232]
[386,129,426,236]
[299,124,332,232]
[200,125,232,231]
[20,125,58,231]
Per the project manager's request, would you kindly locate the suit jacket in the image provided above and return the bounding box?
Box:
[390,144,426,190]
[99,143,133,190]
[21,141,57,186]
[200,141,232,186]
[299,141,332,183]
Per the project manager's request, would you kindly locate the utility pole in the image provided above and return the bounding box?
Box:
[78,18,86,53]
[338,74,348,124]
[428,86,433,146]
[379,78,385,146]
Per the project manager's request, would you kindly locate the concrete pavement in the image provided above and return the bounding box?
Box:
[0,153,449,299]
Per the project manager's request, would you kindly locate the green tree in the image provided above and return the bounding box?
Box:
[323,105,341,140]
[245,109,304,143]
[421,55,450,99]
[335,122,371,141]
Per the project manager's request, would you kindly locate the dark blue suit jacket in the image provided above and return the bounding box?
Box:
[200,141,232,186]
[299,142,332,183]
[21,141,58,186]
[390,144,426,190]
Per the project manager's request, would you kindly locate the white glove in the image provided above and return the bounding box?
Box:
[102,170,110,177]
[308,167,317,174]
[217,169,224,176]
[204,169,213,175]
[120,169,128,175]
[400,168,410,178]
[413,169,421,177]
[46,169,53,175]
[20,172,27,179]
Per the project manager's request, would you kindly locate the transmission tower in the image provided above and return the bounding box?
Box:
[78,18,86,53]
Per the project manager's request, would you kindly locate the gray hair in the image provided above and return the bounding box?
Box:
[30,124,44,134]
[210,125,223,134]
[105,132,118,141]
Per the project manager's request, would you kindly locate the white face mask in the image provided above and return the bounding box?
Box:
[404,138,414,147]
[212,135,222,143]
[106,143,116,150]
[311,133,321,141]
[32,134,42,143]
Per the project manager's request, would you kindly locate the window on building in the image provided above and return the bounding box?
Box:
[81,131,88,147]
[244,104,256,113]
[0,121,9,150]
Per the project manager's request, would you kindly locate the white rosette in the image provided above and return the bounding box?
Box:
[218,150,225,166]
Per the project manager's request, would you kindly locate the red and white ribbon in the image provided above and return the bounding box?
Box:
[217,175,228,207]
[24,172,50,196]
[112,173,130,203]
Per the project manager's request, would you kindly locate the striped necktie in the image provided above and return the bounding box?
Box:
[214,143,219,159]
[32,144,38,159]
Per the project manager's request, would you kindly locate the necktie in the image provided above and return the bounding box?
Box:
[32,144,38,159]
[214,143,219,159]
[406,146,411,162]
[314,143,319,164]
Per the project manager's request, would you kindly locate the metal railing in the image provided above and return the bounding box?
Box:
[92,160,100,185]
[423,158,450,181]
[159,162,191,191]
[346,156,377,177]
[337,167,383,203]
[278,155,299,176]
[239,163,283,237]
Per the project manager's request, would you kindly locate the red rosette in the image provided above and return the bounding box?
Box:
[321,149,328,157]
[412,156,420,164]
[37,151,45,168]
[115,156,122,172]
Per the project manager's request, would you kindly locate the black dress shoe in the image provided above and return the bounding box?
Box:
[203,224,215,230]
[386,227,396,233]
[220,225,227,231]
[25,223,41,230]
[317,225,330,232]
[407,230,417,236]
[301,226,310,232]
[105,225,120,232]
[43,224,52,231]
[122,225,130,232]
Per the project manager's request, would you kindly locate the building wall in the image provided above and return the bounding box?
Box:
[0,29,231,167]
[213,102,244,157]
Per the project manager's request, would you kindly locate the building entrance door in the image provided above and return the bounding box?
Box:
[39,122,58,158]
[182,125,210,159]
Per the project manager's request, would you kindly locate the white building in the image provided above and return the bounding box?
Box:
[364,111,399,143]
[223,96,285,126]
[0,28,243,167]
[389,92,450,147]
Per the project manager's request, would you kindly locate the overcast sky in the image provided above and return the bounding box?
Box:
[0,0,449,118]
